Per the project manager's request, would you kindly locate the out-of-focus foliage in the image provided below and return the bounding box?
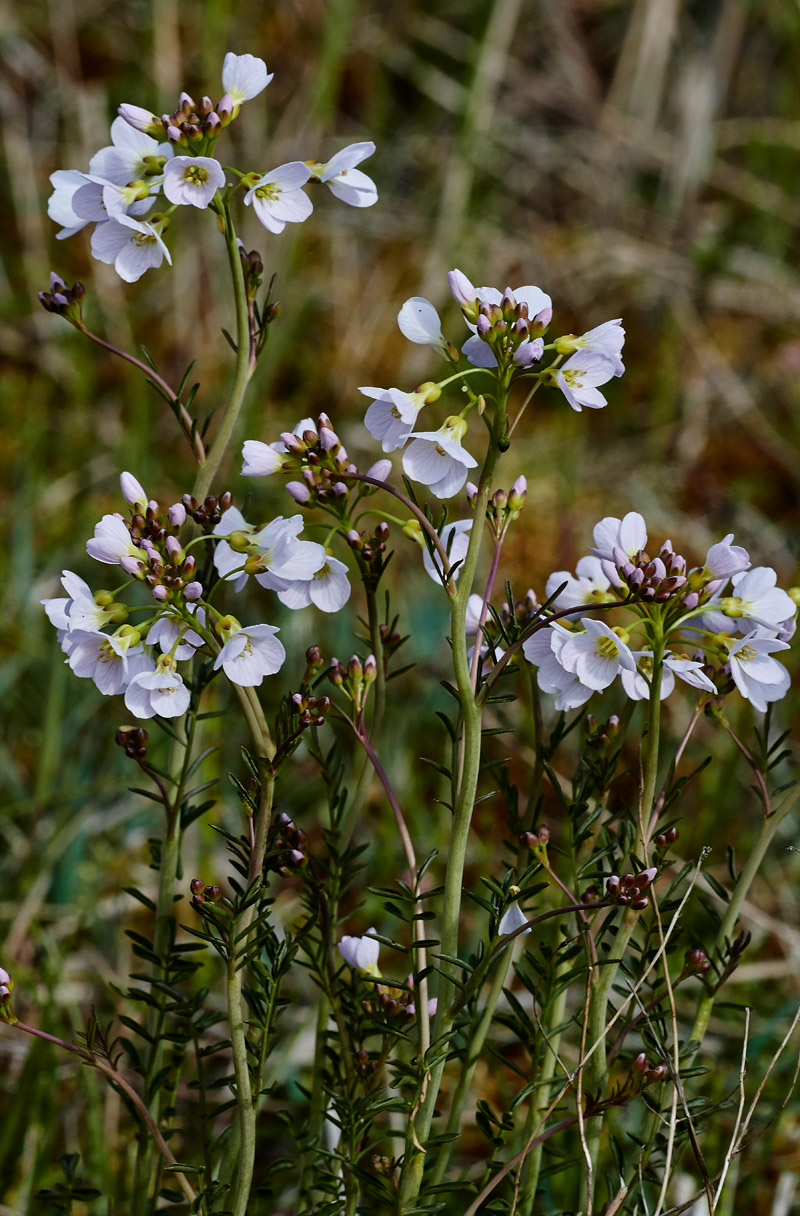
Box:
[3,1,800,1211]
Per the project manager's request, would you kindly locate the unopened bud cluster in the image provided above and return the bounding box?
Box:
[283,414,358,510]
[654,826,680,849]
[605,868,657,910]
[291,692,331,728]
[328,654,377,717]
[38,274,85,326]
[458,280,551,370]
[584,713,620,748]
[520,824,551,850]
[181,490,233,534]
[158,89,232,150]
[631,1052,668,1086]
[267,812,307,875]
[613,540,687,602]
[190,877,223,905]
[347,522,390,587]
[115,725,148,760]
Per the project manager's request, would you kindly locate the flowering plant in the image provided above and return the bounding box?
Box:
[8,46,800,1216]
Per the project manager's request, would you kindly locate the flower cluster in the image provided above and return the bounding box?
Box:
[354,269,625,500]
[46,53,377,282]
[41,469,354,717]
[524,511,797,714]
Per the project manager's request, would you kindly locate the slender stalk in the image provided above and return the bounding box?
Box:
[582,639,664,1207]
[12,1022,196,1206]
[79,326,205,464]
[397,395,504,1208]
[429,945,516,1186]
[689,781,800,1048]
[517,964,569,1214]
[193,201,255,503]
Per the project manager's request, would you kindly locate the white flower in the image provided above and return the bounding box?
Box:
[665,655,717,693]
[523,624,594,711]
[308,142,377,207]
[422,519,472,583]
[241,440,288,477]
[725,632,791,712]
[720,568,797,630]
[244,162,312,234]
[499,903,531,936]
[557,319,625,377]
[120,471,147,507]
[222,52,273,105]
[214,623,286,686]
[213,509,325,593]
[555,351,618,411]
[590,512,648,582]
[42,571,111,635]
[148,607,205,662]
[338,928,380,974]
[359,385,428,452]
[68,628,152,696]
[87,514,146,565]
[89,117,172,187]
[461,284,551,368]
[125,662,191,718]
[619,652,677,701]
[545,556,613,610]
[271,556,351,613]
[558,618,636,691]
[48,170,92,239]
[402,416,478,499]
[90,215,171,283]
[703,534,750,581]
[397,297,447,353]
[164,156,226,208]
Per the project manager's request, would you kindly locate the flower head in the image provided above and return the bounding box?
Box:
[164,156,226,208]
[360,384,432,452]
[555,319,625,377]
[213,621,286,686]
[338,928,380,975]
[402,416,478,499]
[308,142,377,207]
[725,632,791,712]
[555,351,617,411]
[244,162,312,233]
[558,618,636,691]
[90,214,171,283]
[89,116,172,188]
[124,658,191,719]
[221,52,273,106]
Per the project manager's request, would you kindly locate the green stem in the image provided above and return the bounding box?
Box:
[192,201,255,503]
[689,782,800,1048]
[130,710,197,1216]
[429,946,516,1187]
[396,395,504,1209]
[517,963,569,1214]
[582,640,664,1209]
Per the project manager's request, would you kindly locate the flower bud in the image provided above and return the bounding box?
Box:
[508,476,527,511]
[166,535,184,562]
[152,585,169,602]
[184,581,203,600]
[447,268,477,310]
[348,654,363,681]
[365,459,392,482]
[465,482,479,506]
[190,877,205,895]
[287,481,310,504]
[632,1052,649,1073]
[168,502,187,527]
[228,530,253,553]
[364,655,377,683]
[120,471,147,506]
[320,427,340,452]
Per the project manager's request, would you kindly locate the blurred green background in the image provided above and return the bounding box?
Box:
[4,0,800,1209]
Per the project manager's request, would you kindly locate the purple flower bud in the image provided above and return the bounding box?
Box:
[502,286,515,308]
[204,113,222,135]
[184,581,203,600]
[533,306,552,328]
[152,585,168,601]
[333,482,348,497]
[320,427,339,451]
[476,314,492,336]
[683,592,699,610]
[287,481,310,504]
[167,125,183,143]
[281,431,305,454]
[120,555,144,577]
[168,502,187,527]
[120,471,147,506]
[318,412,334,431]
[366,459,391,482]
[118,103,160,131]
[147,500,159,514]
[447,268,477,308]
[217,92,234,121]
[50,271,66,291]
[166,535,182,559]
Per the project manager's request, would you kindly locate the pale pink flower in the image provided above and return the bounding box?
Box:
[244,162,312,234]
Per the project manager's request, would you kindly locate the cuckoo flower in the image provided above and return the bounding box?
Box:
[308,142,377,207]
[244,162,312,234]
[402,416,478,499]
